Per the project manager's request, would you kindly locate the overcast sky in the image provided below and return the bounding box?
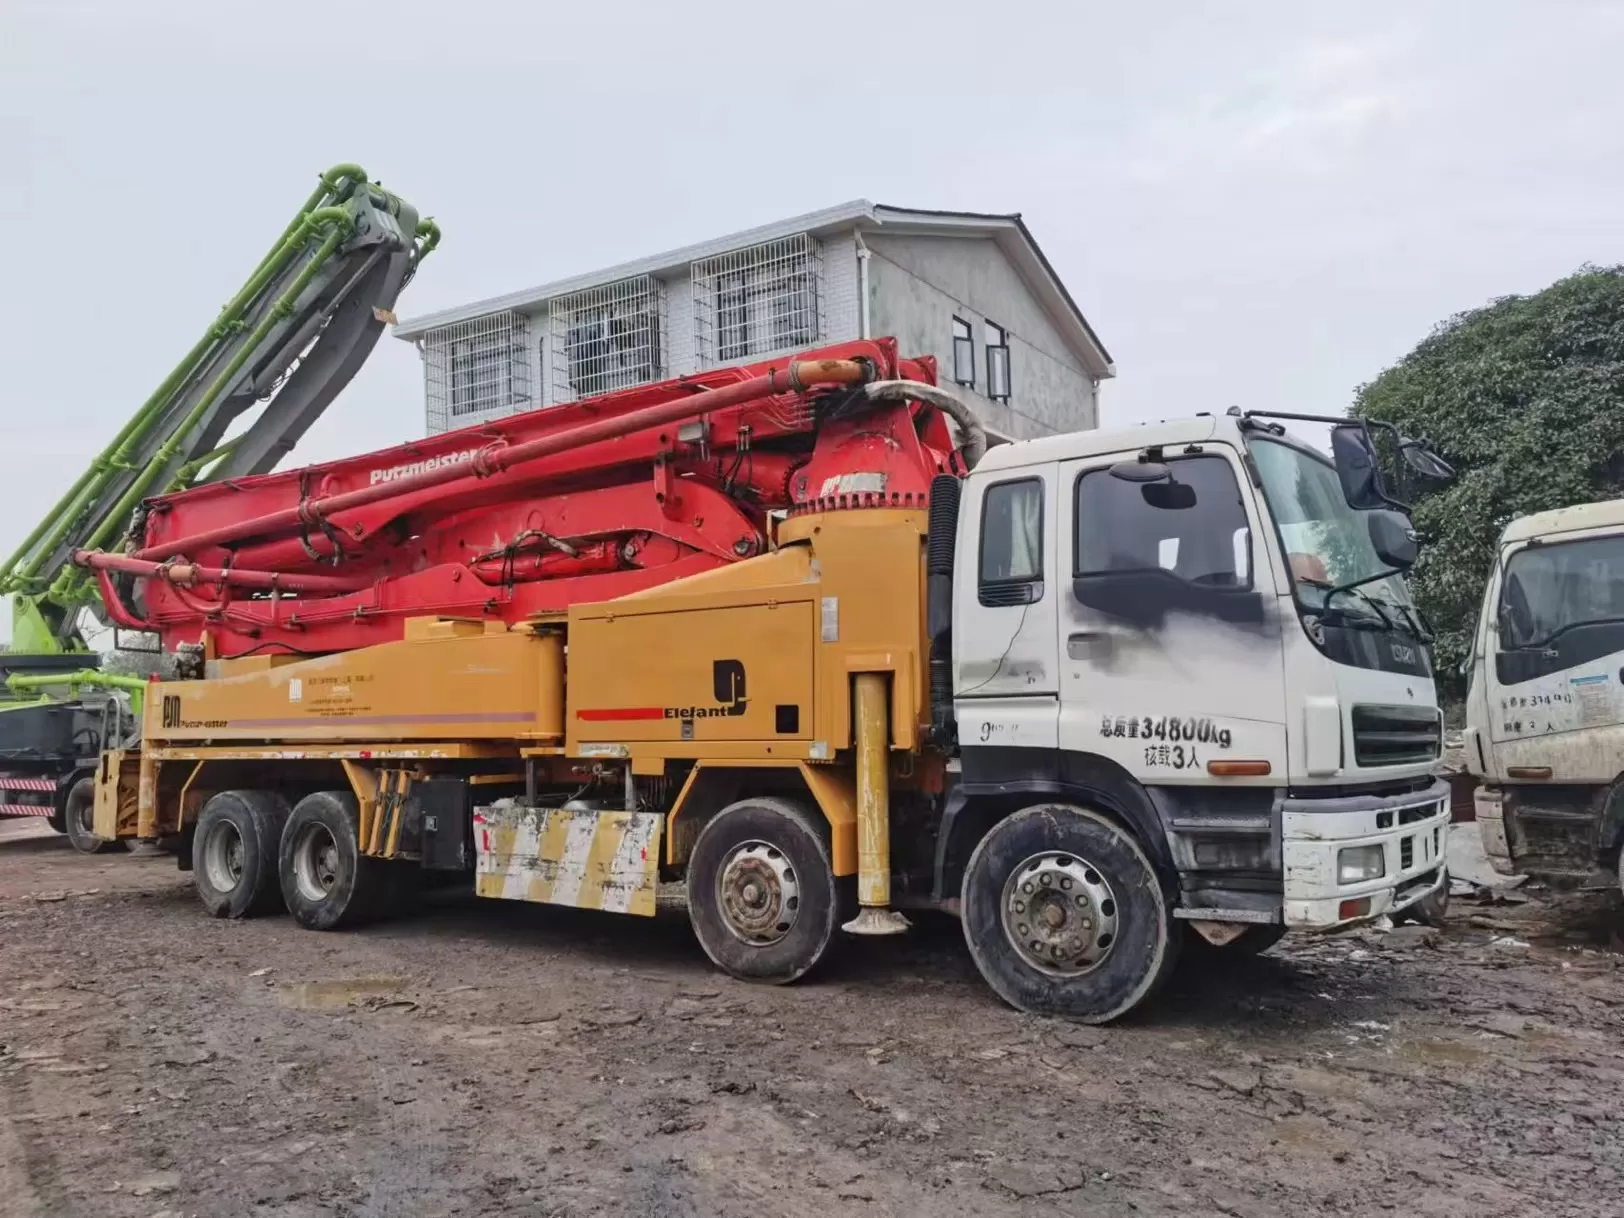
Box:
[4,0,1622,592]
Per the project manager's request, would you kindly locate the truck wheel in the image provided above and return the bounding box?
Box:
[279,791,393,931]
[62,777,124,855]
[686,796,843,985]
[962,804,1180,1024]
[193,790,289,917]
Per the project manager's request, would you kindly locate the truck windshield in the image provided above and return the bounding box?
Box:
[1249,438,1416,626]
[1501,535,1624,648]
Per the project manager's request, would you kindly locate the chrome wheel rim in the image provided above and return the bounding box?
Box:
[292,822,341,903]
[202,820,245,893]
[73,794,95,838]
[1000,851,1119,975]
[716,839,800,945]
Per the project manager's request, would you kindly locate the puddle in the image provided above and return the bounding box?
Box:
[276,977,408,1011]
[1395,1038,1489,1067]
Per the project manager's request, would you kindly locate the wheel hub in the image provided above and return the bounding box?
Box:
[292,824,341,903]
[1000,852,1119,975]
[717,840,800,945]
[202,821,246,893]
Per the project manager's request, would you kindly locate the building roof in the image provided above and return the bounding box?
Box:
[393,200,1114,378]
[1499,498,1624,547]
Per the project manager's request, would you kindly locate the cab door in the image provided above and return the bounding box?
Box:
[953,463,1060,752]
[1055,446,1288,782]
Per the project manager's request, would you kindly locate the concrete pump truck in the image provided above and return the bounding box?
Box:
[76,338,1456,1022]
[0,164,436,850]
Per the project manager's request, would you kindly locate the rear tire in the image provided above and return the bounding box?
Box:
[686,797,843,985]
[279,791,394,931]
[192,790,290,917]
[62,777,124,855]
[962,804,1179,1024]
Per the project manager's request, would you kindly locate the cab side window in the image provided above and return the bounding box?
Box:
[980,478,1044,607]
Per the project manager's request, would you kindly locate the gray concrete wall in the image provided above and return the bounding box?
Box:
[820,231,861,344]
[865,233,1096,440]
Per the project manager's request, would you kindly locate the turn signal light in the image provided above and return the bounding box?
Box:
[1207,759,1272,777]
[1338,897,1372,920]
[1506,766,1553,780]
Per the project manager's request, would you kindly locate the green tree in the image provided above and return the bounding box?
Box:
[1354,266,1624,694]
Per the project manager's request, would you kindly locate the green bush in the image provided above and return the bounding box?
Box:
[1355,266,1624,695]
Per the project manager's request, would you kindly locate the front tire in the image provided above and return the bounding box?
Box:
[279,791,394,931]
[962,804,1179,1024]
[686,797,844,985]
[62,776,124,855]
[192,790,289,917]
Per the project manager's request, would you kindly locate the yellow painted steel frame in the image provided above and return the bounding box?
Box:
[571,508,930,873]
[663,759,859,875]
[102,508,934,887]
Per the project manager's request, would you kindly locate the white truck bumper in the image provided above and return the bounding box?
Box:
[1281,779,1452,928]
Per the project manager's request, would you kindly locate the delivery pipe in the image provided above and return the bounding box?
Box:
[124,359,874,563]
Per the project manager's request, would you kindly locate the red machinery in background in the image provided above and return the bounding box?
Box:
[78,340,970,659]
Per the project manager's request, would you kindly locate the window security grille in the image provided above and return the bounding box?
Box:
[693,234,821,366]
[550,275,665,402]
[422,312,532,433]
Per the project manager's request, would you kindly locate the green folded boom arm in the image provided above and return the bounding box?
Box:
[0,163,438,655]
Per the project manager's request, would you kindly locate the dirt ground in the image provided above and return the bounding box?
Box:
[3,820,1623,1218]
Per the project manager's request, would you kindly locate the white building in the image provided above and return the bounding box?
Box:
[393,201,1114,443]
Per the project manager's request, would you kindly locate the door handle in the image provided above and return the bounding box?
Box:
[1067,631,1113,661]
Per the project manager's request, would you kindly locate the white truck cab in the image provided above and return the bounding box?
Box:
[946,409,1451,950]
[1466,499,1624,887]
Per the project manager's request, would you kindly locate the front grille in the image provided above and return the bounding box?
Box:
[1351,704,1441,768]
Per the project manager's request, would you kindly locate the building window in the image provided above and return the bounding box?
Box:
[985,320,1011,403]
[421,311,531,433]
[549,276,664,401]
[979,477,1045,607]
[952,317,976,387]
[693,234,822,366]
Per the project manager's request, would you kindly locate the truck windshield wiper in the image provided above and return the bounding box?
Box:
[1304,579,1394,631]
[1374,595,1430,642]
[1510,614,1624,652]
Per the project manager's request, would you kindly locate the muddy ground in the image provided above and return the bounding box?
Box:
[2,820,1623,1218]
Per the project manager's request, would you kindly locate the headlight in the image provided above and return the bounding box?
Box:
[1337,844,1386,885]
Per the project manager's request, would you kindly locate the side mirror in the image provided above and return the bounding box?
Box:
[1367,509,1418,571]
[1330,423,1390,511]
[1402,442,1453,483]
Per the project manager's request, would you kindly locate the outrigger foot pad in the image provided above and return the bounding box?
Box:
[842,907,912,936]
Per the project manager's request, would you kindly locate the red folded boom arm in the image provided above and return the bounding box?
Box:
[79,339,957,658]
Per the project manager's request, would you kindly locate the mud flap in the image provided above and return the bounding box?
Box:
[473,800,662,916]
